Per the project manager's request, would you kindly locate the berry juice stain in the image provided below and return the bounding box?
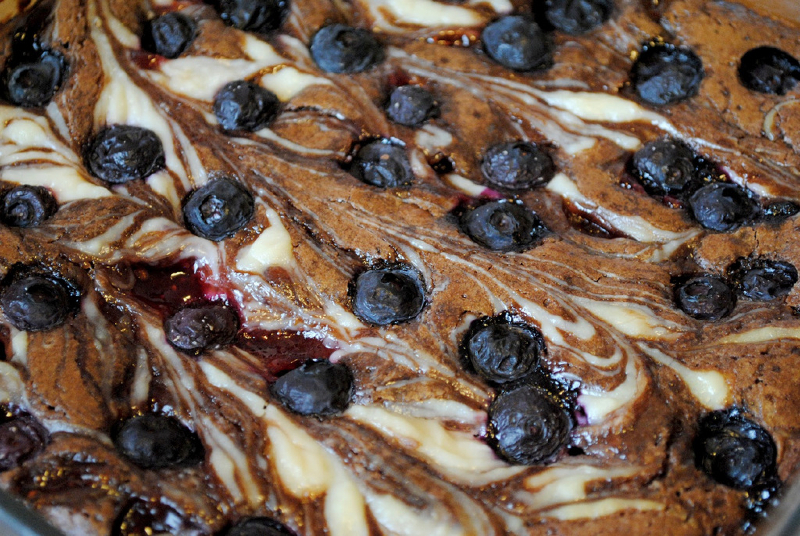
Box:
[238,330,335,381]
[128,260,230,315]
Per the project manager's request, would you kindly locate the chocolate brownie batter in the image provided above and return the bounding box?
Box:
[0,0,798,534]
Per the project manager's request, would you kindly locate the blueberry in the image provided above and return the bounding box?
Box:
[226,517,297,536]
[270,360,353,416]
[114,413,203,470]
[0,413,48,471]
[674,275,736,321]
[213,80,281,132]
[385,85,438,127]
[2,49,66,108]
[460,200,548,252]
[488,383,571,465]
[482,16,551,72]
[349,141,413,188]
[210,0,290,36]
[688,182,758,232]
[631,43,704,106]
[0,271,78,331]
[481,141,555,191]
[351,265,425,325]
[630,138,703,197]
[85,125,166,184]
[164,304,240,354]
[113,499,210,536]
[0,185,58,228]
[182,177,255,241]
[461,313,545,384]
[310,24,385,74]
[141,12,197,59]
[763,200,800,223]
[695,408,777,490]
[543,0,613,35]
[738,47,800,95]
[727,257,798,301]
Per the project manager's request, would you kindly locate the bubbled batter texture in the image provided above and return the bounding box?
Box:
[0,0,799,535]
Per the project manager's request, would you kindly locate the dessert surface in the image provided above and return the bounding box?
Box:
[0,0,799,535]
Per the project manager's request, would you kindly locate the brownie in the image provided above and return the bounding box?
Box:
[0,0,799,535]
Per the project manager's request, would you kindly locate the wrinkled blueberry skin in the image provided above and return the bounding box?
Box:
[631,43,704,106]
[482,16,551,72]
[183,177,255,241]
[630,138,702,197]
[214,80,281,132]
[0,413,48,471]
[310,24,385,74]
[543,0,613,35]
[0,271,78,332]
[688,182,758,232]
[141,12,197,59]
[460,200,548,252]
[674,275,736,321]
[350,141,414,188]
[270,360,354,416]
[113,499,211,536]
[2,49,66,108]
[164,304,240,353]
[695,408,777,491]
[461,313,545,384]
[727,257,798,301]
[481,141,555,191]
[488,383,571,465]
[210,0,290,35]
[226,517,297,536]
[114,414,203,470]
[351,265,425,325]
[0,185,58,228]
[386,85,438,127]
[763,200,800,223]
[738,46,800,95]
[85,125,166,184]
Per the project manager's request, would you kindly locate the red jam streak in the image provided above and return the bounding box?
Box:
[239,330,335,381]
[130,50,166,71]
[129,260,230,314]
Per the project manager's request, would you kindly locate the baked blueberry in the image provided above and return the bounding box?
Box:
[114,413,203,469]
[738,46,800,95]
[488,383,571,465]
[461,313,545,384]
[182,177,255,241]
[164,303,240,353]
[351,265,425,325]
[695,408,776,490]
[213,80,281,132]
[481,141,555,191]
[0,185,58,228]
[113,499,210,536]
[688,182,758,232]
[763,200,800,223]
[85,125,166,183]
[543,0,613,35]
[482,16,551,72]
[270,360,353,416]
[141,12,197,59]
[2,49,66,108]
[226,517,297,536]
[349,141,413,188]
[631,43,704,106]
[630,138,700,197]
[386,85,438,127]
[0,413,48,471]
[727,257,798,301]
[460,200,548,252]
[210,0,290,35]
[674,275,735,321]
[310,24,385,74]
[0,272,77,331]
